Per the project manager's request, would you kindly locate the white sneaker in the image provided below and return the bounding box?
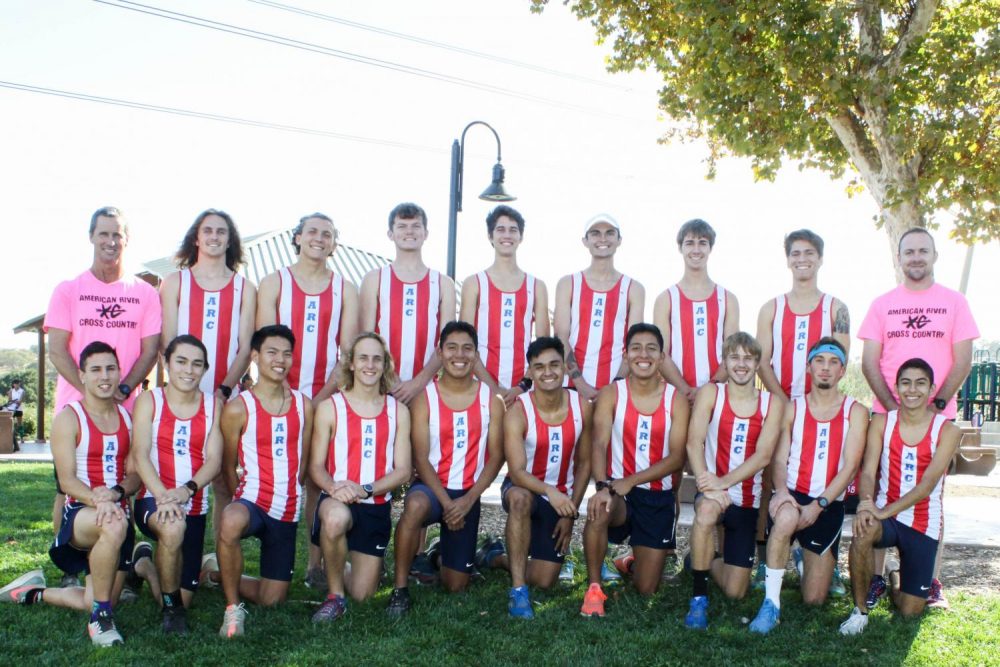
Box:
[839,606,869,636]
[0,569,45,603]
[559,558,575,584]
[88,613,124,647]
[201,553,220,589]
[219,603,248,638]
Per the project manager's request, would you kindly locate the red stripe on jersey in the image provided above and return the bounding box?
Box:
[178,271,244,392]
[704,384,771,508]
[276,269,342,398]
[520,390,582,495]
[328,394,398,504]
[67,402,132,507]
[568,273,630,390]
[788,396,851,498]
[876,412,946,538]
[608,381,675,491]
[772,294,835,398]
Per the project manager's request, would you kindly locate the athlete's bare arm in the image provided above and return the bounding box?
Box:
[198,397,225,487]
[653,290,695,400]
[933,339,974,409]
[298,398,314,485]
[254,272,280,329]
[876,421,960,521]
[409,391,453,508]
[768,405,796,515]
[380,402,412,494]
[613,280,646,379]
[220,281,257,395]
[612,390,689,496]
[51,407,104,507]
[534,279,552,337]
[822,402,869,502]
[755,300,786,397]
[47,328,85,395]
[571,399,594,510]
[158,272,181,354]
[391,277,456,405]
[313,281,360,404]
[220,398,248,496]
[554,275,597,401]
[116,334,160,402]
[460,277,505,397]
[853,413,886,537]
[586,384,617,519]
[716,396,783,489]
[308,399,336,493]
[129,391,170,498]
[505,400,547,495]
[358,270,380,332]
[685,383,719,480]
[862,340,899,411]
[832,298,851,357]
[711,291,740,382]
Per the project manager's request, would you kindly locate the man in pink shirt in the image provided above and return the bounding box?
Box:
[858,226,978,609]
[44,206,161,556]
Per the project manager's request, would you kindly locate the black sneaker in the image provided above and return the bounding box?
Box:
[474,537,506,571]
[865,574,887,610]
[409,553,438,585]
[386,588,411,618]
[125,542,153,591]
[162,606,188,635]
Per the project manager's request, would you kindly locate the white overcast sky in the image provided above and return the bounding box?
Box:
[1,0,996,353]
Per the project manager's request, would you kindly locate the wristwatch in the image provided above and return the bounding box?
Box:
[184,480,199,497]
[118,383,132,397]
[111,484,125,501]
[219,385,233,400]
[933,397,947,410]
[362,483,374,499]
[817,497,830,510]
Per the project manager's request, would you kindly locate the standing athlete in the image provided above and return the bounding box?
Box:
[215,325,313,638]
[479,336,592,618]
[388,322,505,615]
[257,212,358,588]
[840,358,960,634]
[684,332,783,630]
[309,333,412,622]
[360,202,457,405]
[747,338,867,634]
[554,214,645,403]
[1,342,140,647]
[130,335,224,634]
[857,227,977,609]
[460,205,550,406]
[159,209,255,565]
[753,229,850,594]
[580,324,689,617]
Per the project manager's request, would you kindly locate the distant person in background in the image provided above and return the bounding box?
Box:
[6,379,25,450]
[858,227,978,610]
[43,206,161,581]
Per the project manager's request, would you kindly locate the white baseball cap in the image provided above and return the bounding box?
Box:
[583,213,621,236]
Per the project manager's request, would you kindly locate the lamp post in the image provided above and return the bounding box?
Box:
[447,121,516,280]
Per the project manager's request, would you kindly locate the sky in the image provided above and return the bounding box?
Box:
[2,0,997,356]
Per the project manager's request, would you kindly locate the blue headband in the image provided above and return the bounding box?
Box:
[808,343,846,365]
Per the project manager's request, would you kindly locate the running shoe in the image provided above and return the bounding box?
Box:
[386,588,411,618]
[305,566,328,592]
[684,595,709,630]
[312,595,347,624]
[613,554,635,578]
[558,558,575,584]
[410,553,438,585]
[59,573,82,588]
[864,574,887,610]
[162,605,188,635]
[220,603,248,637]
[927,578,949,610]
[474,537,506,571]
[839,606,869,636]
[829,565,847,597]
[751,561,767,591]
[791,546,804,579]
[508,585,534,619]
[424,537,442,570]
[749,599,780,634]
[88,611,124,647]
[662,552,682,581]
[0,569,45,604]
[580,583,607,618]
[601,556,623,585]
[200,553,220,589]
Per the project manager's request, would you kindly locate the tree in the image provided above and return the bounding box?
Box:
[531,0,998,267]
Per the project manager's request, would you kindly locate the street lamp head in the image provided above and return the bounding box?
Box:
[479,162,516,202]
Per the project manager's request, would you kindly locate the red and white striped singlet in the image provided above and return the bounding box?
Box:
[234,389,306,521]
[667,284,727,388]
[787,396,854,499]
[519,389,583,495]
[66,401,132,507]
[607,380,677,491]
[704,383,773,508]
[473,272,536,388]
[375,266,441,382]
[769,293,834,398]
[328,393,399,504]
[568,272,631,390]
[426,380,491,491]
[176,269,246,393]
[876,411,947,540]
[137,388,215,515]
[276,267,344,399]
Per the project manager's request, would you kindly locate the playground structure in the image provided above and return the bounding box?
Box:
[957,354,1000,475]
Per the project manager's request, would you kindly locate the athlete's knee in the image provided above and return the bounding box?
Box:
[440,573,470,594]
[722,575,749,600]
[772,507,798,536]
[320,504,350,537]
[219,507,247,545]
[158,518,187,547]
[802,590,828,606]
[256,587,288,607]
[694,505,720,530]
[100,516,128,544]
[506,488,533,515]
[633,577,659,597]
[401,494,431,524]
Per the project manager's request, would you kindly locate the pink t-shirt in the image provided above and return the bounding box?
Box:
[44,270,161,412]
[858,282,978,418]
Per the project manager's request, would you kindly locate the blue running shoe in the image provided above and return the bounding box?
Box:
[684,595,708,630]
[508,585,534,619]
[865,574,887,610]
[749,599,780,634]
[601,557,622,584]
[751,561,766,591]
[475,537,506,571]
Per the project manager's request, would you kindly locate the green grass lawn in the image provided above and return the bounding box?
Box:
[1,462,998,666]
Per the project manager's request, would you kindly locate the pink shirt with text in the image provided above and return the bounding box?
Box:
[44,270,161,412]
[858,283,978,418]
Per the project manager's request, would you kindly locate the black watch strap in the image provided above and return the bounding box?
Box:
[184,480,199,496]
[110,484,125,501]
[219,385,233,399]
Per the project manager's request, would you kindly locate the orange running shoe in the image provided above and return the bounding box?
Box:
[613,554,635,578]
[580,583,608,618]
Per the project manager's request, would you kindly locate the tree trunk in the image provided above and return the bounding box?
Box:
[879,195,924,284]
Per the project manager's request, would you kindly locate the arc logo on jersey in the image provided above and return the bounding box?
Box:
[501,295,515,328]
[902,449,917,484]
[693,302,708,338]
[272,419,288,458]
[548,430,562,464]
[636,415,652,452]
[363,422,377,458]
[103,436,118,474]
[204,294,220,330]
[174,422,190,458]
